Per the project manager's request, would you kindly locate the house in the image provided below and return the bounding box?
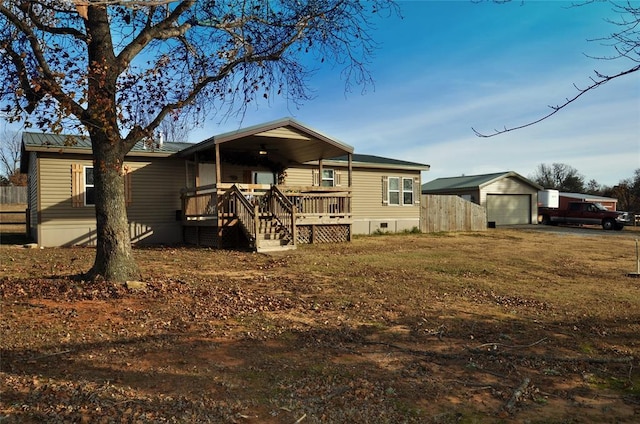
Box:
[20,118,429,250]
[422,171,542,226]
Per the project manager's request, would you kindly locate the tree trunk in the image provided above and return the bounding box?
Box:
[86,132,140,282]
[83,6,140,282]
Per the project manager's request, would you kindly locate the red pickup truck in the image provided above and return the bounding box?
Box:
[538,201,630,231]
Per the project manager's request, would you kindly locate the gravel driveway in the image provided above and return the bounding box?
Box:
[499,224,640,240]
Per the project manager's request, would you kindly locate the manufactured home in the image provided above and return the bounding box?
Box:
[20,118,429,251]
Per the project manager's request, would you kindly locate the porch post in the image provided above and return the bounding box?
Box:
[348,153,352,187]
[215,142,222,185]
[216,141,222,249]
[194,153,200,188]
[348,153,353,241]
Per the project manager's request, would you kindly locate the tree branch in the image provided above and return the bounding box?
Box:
[1,4,85,118]
[472,64,640,137]
[22,1,87,40]
[115,0,194,71]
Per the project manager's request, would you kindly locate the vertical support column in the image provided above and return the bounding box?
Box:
[347,153,353,188]
[291,206,297,246]
[254,203,260,250]
[347,152,353,220]
[216,143,222,249]
[215,143,222,185]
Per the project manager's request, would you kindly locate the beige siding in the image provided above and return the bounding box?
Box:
[37,154,185,246]
[285,164,421,234]
[258,127,311,140]
[480,176,538,224]
[27,152,38,239]
[285,166,315,186]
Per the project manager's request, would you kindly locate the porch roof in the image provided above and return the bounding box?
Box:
[179,117,354,164]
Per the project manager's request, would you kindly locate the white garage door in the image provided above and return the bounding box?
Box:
[486,194,531,225]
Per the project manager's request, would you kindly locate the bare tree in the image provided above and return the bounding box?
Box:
[0,0,397,281]
[0,128,26,186]
[585,179,602,195]
[607,169,640,212]
[529,163,585,192]
[473,1,640,137]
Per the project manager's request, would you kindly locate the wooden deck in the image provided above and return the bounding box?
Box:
[181,184,352,247]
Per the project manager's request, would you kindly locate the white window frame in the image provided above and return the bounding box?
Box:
[84,166,95,206]
[321,169,335,187]
[402,177,414,205]
[388,177,400,205]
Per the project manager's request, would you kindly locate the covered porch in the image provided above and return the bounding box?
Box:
[178,118,354,251]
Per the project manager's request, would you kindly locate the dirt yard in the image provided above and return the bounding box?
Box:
[1,228,639,423]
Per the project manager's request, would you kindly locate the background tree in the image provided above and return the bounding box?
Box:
[474,1,639,137]
[0,0,396,281]
[0,128,26,186]
[604,169,640,212]
[585,179,603,195]
[529,163,585,192]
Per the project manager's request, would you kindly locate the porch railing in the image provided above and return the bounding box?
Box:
[281,186,352,219]
[182,184,217,220]
[181,184,352,222]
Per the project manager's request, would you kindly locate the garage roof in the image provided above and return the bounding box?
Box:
[422,171,542,193]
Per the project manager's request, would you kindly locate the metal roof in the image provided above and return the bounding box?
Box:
[20,120,429,172]
[317,154,429,170]
[422,171,542,192]
[21,132,190,154]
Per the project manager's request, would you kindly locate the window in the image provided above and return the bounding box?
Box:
[253,171,275,185]
[403,178,413,205]
[321,169,335,187]
[384,176,419,206]
[388,177,400,205]
[72,164,132,208]
[84,166,95,206]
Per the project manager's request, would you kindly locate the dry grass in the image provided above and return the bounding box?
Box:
[1,228,639,423]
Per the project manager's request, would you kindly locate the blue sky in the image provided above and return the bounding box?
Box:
[190,0,639,187]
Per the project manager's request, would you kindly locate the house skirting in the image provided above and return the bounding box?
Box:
[183,222,351,248]
[352,218,420,235]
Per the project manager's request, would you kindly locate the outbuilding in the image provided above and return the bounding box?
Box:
[422,171,543,225]
[559,192,618,211]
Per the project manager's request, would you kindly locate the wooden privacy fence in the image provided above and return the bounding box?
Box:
[421,195,487,232]
[0,208,28,234]
[0,186,27,204]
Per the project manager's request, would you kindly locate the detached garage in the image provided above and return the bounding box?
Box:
[422,171,543,226]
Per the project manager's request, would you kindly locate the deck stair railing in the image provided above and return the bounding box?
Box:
[265,185,296,245]
[222,185,258,246]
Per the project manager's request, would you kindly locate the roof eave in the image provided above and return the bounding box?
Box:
[23,145,177,158]
[179,117,355,157]
[306,159,429,171]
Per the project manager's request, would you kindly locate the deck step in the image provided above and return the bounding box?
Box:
[255,237,296,253]
[255,217,294,251]
[256,243,297,253]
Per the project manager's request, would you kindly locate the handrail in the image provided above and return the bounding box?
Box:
[269,185,296,244]
[224,185,258,244]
